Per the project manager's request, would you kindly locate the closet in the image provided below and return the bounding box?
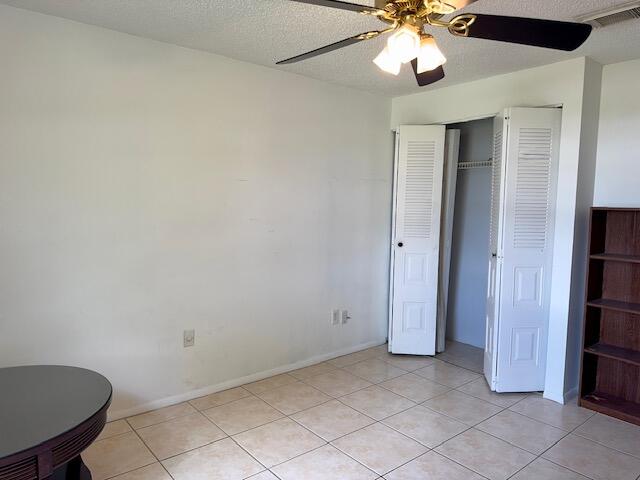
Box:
[389,108,562,395]
[445,118,493,350]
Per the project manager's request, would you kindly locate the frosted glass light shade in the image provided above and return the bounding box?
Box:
[416,35,447,73]
[373,47,401,75]
[387,25,421,64]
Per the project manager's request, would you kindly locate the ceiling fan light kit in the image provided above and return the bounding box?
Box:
[416,35,447,73]
[386,24,422,64]
[279,0,593,87]
[376,26,446,75]
[374,47,402,75]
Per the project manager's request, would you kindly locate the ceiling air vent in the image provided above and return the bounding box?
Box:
[576,1,640,28]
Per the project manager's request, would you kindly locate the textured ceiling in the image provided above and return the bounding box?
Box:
[2,0,640,96]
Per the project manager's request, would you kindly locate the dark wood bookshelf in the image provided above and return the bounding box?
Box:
[579,208,640,426]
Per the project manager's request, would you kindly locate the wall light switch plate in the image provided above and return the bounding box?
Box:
[183,329,195,347]
[331,309,340,326]
[341,310,350,324]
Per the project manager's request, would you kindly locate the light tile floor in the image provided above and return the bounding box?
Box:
[83,341,640,480]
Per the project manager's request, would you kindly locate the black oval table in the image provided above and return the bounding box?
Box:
[0,366,112,480]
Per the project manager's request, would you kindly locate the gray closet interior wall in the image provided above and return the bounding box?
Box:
[446,118,493,348]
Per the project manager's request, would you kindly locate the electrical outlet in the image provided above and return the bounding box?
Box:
[341,310,351,324]
[331,309,340,326]
[183,329,195,347]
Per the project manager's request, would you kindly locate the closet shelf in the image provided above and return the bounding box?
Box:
[457,159,493,170]
[587,298,640,315]
[584,343,640,367]
[590,253,640,264]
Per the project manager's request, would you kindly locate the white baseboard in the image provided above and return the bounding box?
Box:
[543,386,579,405]
[543,390,565,404]
[107,338,386,421]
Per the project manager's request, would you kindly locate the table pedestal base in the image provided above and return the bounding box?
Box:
[50,457,91,480]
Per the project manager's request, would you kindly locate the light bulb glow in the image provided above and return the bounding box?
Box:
[373,47,401,75]
[386,25,421,64]
[416,35,447,73]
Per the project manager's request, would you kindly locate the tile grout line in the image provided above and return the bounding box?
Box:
[123,417,176,480]
[226,433,274,477]
[259,440,379,477]
[504,401,604,480]
[126,394,278,478]
[533,457,595,480]
[416,386,517,425]
[327,433,426,478]
[527,411,620,480]
[253,393,336,418]
[473,413,571,455]
[418,395,534,479]
[571,420,640,460]
[382,450,493,480]
[187,385,253,411]
[124,402,198,430]
[144,412,232,463]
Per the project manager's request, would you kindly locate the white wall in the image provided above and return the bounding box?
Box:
[594,59,640,207]
[0,5,392,418]
[392,58,595,403]
[446,119,493,348]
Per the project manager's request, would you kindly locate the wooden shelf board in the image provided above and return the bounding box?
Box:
[590,253,640,264]
[587,298,640,315]
[584,343,640,367]
[580,392,640,427]
[592,207,640,212]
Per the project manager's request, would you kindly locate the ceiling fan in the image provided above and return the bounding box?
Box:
[276,0,593,87]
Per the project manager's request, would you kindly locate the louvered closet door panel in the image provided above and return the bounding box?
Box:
[495,107,562,392]
[404,141,436,238]
[489,126,504,254]
[391,125,445,355]
[484,114,507,389]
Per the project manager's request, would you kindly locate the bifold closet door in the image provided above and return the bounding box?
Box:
[487,107,562,392]
[484,114,506,389]
[389,125,445,356]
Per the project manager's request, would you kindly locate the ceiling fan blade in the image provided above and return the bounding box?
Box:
[411,59,445,87]
[464,14,592,51]
[288,0,383,14]
[277,31,383,65]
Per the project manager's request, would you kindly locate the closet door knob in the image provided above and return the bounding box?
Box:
[397,242,404,248]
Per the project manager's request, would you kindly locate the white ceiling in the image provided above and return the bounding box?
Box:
[3,0,640,96]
